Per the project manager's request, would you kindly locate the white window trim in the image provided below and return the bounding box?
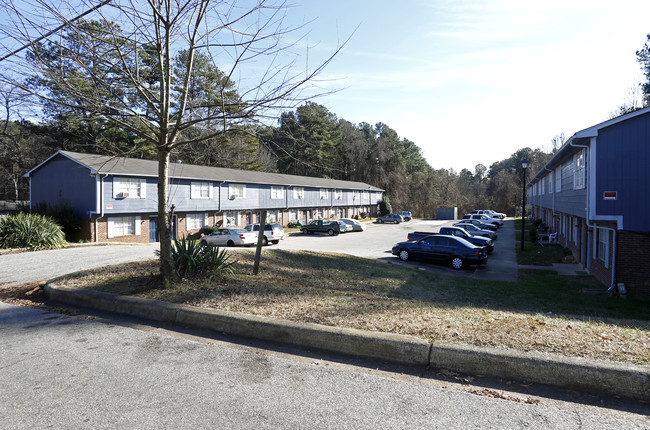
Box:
[186,213,206,230]
[294,187,305,199]
[352,191,359,200]
[548,175,553,194]
[334,189,342,200]
[320,188,329,199]
[597,228,610,267]
[555,167,562,193]
[113,177,146,199]
[271,186,284,200]
[107,216,140,238]
[229,183,246,199]
[191,182,213,199]
[573,150,585,190]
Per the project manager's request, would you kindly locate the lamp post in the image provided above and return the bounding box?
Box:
[521,159,528,251]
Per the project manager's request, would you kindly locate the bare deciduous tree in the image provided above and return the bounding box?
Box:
[0,0,342,281]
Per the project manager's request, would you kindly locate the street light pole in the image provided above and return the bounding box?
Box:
[521,159,528,251]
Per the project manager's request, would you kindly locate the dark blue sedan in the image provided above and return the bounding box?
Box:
[391,235,488,270]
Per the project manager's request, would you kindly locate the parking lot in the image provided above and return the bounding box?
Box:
[267,218,518,282]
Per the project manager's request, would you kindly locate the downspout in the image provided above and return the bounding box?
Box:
[570,139,617,290]
[217,180,226,223]
[88,174,107,242]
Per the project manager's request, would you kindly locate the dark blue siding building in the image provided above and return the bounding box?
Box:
[528,107,650,300]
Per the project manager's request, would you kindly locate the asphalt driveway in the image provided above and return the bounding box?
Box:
[0,219,517,288]
[274,218,517,282]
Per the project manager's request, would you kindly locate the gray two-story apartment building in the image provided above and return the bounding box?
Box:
[527,107,650,300]
[25,151,383,243]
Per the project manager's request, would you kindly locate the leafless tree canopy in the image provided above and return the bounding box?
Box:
[0,0,343,280]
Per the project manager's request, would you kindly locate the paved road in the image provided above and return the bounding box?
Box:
[1,301,646,429]
[0,244,157,288]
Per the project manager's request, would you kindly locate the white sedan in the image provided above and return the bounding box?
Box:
[339,218,367,232]
[200,228,257,247]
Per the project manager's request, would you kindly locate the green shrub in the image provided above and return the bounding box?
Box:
[0,212,66,250]
[157,237,236,279]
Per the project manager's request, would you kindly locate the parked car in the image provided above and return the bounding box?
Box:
[244,223,286,245]
[200,228,257,247]
[454,219,498,232]
[301,220,346,235]
[471,209,506,219]
[339,218,367,232]
[462,213,503,228]
[377,214,404,224]
[398,211,412,221]
[452,221,498,240]
[407,226,494,253]
[392,235,488,270]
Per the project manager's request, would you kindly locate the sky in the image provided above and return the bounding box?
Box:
[283,0,650,172]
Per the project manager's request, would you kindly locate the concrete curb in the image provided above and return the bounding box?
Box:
[44,283,650,400]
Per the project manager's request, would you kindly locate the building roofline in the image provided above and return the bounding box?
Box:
[528,107,650,185]
[28,150,385,192]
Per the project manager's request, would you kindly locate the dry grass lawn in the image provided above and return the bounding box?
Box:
[44,249,650,366]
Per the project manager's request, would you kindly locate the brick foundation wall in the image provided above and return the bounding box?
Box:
[617,231,650,300]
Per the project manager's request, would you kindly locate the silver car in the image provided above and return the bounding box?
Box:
[200,228,257,247]
[338,218,367,232]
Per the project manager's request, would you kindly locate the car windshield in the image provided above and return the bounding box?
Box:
[230,228,247,234]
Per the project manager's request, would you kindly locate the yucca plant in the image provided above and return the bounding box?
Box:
[156,237,236,279]
[0,212,66,250]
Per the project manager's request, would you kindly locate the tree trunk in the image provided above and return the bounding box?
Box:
[157,149,175,282]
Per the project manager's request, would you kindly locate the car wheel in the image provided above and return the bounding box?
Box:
[327,229,334,236]
[272,240,279,245]
[398,249,410,261]
[262,236,268,246]
[394,220,399,224]
[302,228,308,235]
[378,219,383,223]
[451,256,464,270]
[227,240,234,247]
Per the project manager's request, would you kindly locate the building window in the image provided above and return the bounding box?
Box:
[353,190,359,200]
[267,210,279,223]
[314,209,323,219]
[294,187,305,199]
[573,149,585,190]
[288,210,297,221]
[186,213,206,230]
[597,229,609,266]
[555,167,562,193]
[191,182,212,199]
[540,178,545,195]
[320,188,329,199]
[224,211,239,227]
[114,177,145,199]
[107,216,140,238]
[271,186,283,199]
[547,175,553,194]
[363,191,370,200]
[334,189,342,200]
[229,183,245,199]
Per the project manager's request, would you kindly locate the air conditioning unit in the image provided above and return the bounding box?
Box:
[117,192,129,199]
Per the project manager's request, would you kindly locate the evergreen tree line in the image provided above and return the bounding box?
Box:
[7,18,650,218]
